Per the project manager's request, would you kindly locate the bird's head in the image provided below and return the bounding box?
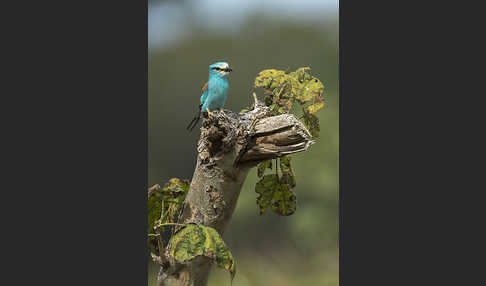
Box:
[209,62,232,78]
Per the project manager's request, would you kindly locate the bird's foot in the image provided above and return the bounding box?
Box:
[206,108,214,118]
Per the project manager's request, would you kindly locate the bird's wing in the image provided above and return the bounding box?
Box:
[200,81,209,105]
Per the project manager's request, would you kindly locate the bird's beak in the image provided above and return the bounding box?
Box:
[226,68,233,72]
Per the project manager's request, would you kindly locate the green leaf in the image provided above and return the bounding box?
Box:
[255,174,279,215]
[302,109,320,138]
[160,178,190,224]
[270,183,297,216]
[169,224,236,280]
[148,188,163,235]
[148,186,163,255]
[255,174,296,216]
[147,178,190,256]
[257,160,272,178]
[279,156,296,188]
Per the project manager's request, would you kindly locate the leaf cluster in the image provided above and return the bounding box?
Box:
[254,67,325,138]
[147,179,236,279]
[255,156,297,216]
[253,67,326,217]
[147,178,190,257]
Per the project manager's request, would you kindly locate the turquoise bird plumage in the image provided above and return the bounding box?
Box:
[187,62,233,132]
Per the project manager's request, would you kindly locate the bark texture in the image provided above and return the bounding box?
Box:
[154,96,314,286]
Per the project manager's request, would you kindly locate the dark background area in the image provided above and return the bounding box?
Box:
[149,0,338,285]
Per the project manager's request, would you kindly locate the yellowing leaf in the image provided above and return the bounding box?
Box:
[296,76,324,104]
[254,67,325,117]
[288,67,310,84]
[254,69,287,89]
[306,101,324,115]
[169,224,236,280]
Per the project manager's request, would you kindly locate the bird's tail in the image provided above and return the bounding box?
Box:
[186,104,202,132]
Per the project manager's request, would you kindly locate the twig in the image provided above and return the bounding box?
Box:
[156,222,186,228]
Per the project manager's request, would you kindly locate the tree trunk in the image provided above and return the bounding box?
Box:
[155,95,314,286]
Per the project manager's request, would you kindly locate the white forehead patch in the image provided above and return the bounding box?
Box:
[216,63,229,69]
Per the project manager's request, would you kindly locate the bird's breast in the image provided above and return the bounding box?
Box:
[203,77,229,110]
[208,78,229,98]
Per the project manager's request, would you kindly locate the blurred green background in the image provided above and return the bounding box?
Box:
[148,0,338,285]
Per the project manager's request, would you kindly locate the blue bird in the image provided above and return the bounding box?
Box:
[187,62,233,132]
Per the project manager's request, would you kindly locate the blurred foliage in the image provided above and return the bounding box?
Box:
[149,8,338,286]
